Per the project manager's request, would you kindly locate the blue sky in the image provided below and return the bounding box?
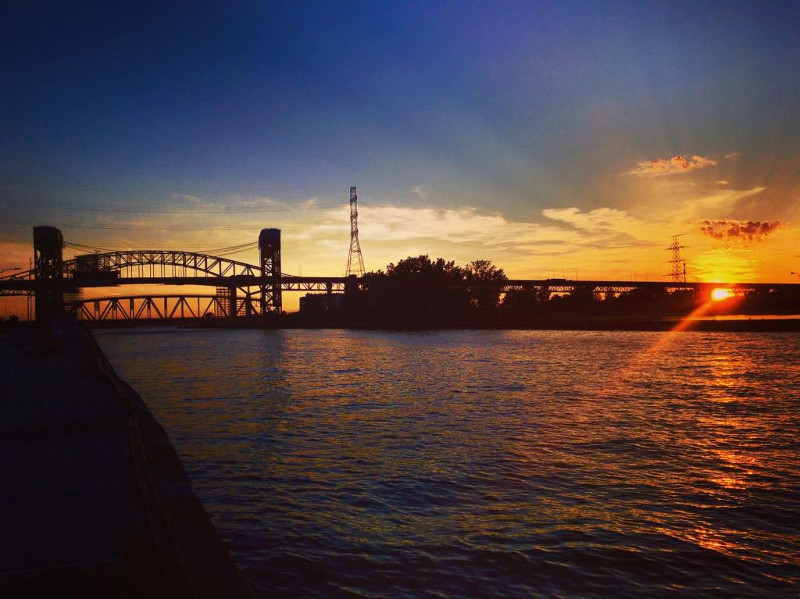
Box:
[1,1,799,285]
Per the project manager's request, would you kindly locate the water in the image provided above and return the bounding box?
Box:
[96,328,800,598]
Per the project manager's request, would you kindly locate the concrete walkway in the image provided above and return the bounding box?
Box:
[0,324,253,598]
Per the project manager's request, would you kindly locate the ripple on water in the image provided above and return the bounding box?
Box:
[97,329,800,598]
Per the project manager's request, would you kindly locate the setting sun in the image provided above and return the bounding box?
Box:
[711,288,735,301]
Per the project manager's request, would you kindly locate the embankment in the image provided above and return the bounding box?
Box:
[0,323,253,598]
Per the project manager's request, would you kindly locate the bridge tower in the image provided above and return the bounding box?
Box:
[346,186,365,277]
[33,226,65,325]
[259,228,282,315]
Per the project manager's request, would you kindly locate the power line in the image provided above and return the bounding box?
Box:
[0,201,340,214]
[2,222,266,231]
[64,240,259,255]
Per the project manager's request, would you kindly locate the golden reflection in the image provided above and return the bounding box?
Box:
[619,289,746,385]
[600,320,775,560]
[708,449,760,490]
[683,525,742,556]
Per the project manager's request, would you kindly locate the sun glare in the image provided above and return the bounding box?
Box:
[711,288,735,301]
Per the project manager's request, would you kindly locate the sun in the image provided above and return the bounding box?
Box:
[711,288,735,301]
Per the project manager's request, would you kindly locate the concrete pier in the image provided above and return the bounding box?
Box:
[0,323,253,598]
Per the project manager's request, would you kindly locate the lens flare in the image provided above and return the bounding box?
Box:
[711,288,735,301]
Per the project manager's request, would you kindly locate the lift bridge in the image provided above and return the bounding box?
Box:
[0,226,354,323]
[1,225,797,323]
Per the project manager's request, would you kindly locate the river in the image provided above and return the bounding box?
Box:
[96,328,800,598]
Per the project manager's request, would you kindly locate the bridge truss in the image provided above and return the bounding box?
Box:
[67,294,228,321]
[2,229,797,322]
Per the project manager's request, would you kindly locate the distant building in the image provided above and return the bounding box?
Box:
[299,293,343,314]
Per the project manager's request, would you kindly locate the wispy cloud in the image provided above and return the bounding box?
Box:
[640,186,768,224]
[626,155,717,176]
[542,207,641,232]
[228,195,289,209]
[171,193,205,204]
[304,206,568,246]
[699,219,782,243]
[289,204,663,278]
[412,186,426,200]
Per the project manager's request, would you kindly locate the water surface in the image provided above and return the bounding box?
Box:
[97,329,800,598]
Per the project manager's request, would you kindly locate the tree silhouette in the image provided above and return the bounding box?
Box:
[356,255,506,323]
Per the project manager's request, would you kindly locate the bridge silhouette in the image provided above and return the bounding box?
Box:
[0,225,796,322]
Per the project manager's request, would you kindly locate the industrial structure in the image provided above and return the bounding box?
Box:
[2,223,797,323]
[1,194,797,323]
[33,226,64,326]
[667,235,688,284]
[259,228,282,314]
[345,186,365,277]
[1,225,350,322]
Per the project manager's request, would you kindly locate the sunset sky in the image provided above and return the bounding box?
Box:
[1,2,799,313]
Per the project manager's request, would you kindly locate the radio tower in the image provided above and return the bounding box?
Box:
[666,234,688,283]
[346,186,365,276]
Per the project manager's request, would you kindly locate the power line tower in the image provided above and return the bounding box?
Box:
[346,186,365,277]
[666,234,688,283]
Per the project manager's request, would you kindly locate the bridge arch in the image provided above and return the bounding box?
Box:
[64,250,265,280]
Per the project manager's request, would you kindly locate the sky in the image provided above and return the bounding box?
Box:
[1,1,799,313]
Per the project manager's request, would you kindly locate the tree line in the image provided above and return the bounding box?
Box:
[342,255,799,324]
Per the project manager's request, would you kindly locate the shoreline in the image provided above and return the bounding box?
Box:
[190,315,800,333]
[0,323,253,597]
[63,317,800,333]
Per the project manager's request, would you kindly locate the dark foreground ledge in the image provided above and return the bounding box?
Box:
[0,323,253,598]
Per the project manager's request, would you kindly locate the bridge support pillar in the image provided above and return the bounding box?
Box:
[33,226,65,326]
[259,228,282,316]
[343,274,359,317]
[326,282,333,312]
[228,286,238,318]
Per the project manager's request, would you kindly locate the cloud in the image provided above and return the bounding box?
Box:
[171,193,206,204]
[412,186,426,199]
[626,155,717,176]
[305,205,570,246]
[699,219,782,243]
[725,152,740,160]
[639,186,768,224]
[287,203,665,279]
[542,207,641,232]
[228,195,288,209]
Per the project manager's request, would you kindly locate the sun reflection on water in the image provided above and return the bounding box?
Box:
[96,328,800,597]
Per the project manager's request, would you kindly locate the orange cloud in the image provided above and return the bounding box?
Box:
[627,154,717,176]
[699,219,781,243]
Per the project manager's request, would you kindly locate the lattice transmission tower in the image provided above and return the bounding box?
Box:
[666,234,688,283]
[346,186,365,277]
